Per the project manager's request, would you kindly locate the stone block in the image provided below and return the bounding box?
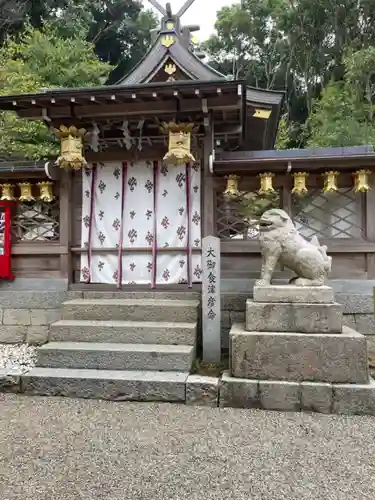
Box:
[37,342,195,371]
[367,336,375,363]
[26,326,49,346]
[186,375,219,407]
[0,325,26,343]
[332,379,375,415]
[221,311,230,350]
[83,291,200,301]
[343,314,356,330]
[30,309,61,326]
[259,380,301,412]
[230,324,369,384]
[0,370,21,393]
[0,291,81,309]
[335,293,373,314]
[0,277,69,291]
[301,381,332,414]
[221,293,248,312]
[21,367,188,402]
[253,285,334,304]
[230,311,245,324]
[3,309,31,326]
[63,298,199,323]
[219,371,259,408]
[246,299,342,333]
[50,320,197,345]
[355,314,375,335]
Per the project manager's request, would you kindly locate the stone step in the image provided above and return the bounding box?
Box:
[62,298,199,322]
[50,319,197,345]
[21,367,188,401]
[36,342,195,371]
[82,291,201,301]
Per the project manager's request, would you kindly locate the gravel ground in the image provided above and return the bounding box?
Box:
[0,344,36,373]
[0,395,374,500]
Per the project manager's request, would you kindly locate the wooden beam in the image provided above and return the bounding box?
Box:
[220,240,375,254]
[177,0,196,17]
[147,0,167,15]
[11,244,68,255]
[366,174,375,277]
[86,147,167,163]
[202,112,215,238]
[71,246,201,253]
[59,170,73,282]
[16,96,242,121]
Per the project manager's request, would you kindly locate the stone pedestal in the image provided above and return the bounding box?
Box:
[230,324,368,383]
[220,285,375,415]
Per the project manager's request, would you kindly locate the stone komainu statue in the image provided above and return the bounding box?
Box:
[256,209,332,286]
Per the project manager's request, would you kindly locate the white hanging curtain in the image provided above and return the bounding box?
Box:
[80,160,202,286]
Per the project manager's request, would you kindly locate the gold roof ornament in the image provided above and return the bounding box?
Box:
[164,63,176,76]
[224,175,240,199]
[322,171,339,193]
[161,34,175,48]
[52,125,88,171]
[160,122,197,166]
[18,182,35,202]
[258,172,275,195]
[0,183,15,201]
[191,35,199,46]
[37,181,54,202]
[353,170,371,193]
[292,172,309,196]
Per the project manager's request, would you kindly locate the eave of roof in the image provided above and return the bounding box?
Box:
[214,146,375,173]
[246,87,285,107]
[0,79,244,109]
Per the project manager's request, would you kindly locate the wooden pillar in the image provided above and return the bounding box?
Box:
[365,172,375,278]
[59,169,72,282]
[202,113,215,237]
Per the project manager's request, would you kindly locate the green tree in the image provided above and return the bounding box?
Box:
[205,0,375,149]
[306,47,375,148]
[0,1,158,84]
[0,23,113,160]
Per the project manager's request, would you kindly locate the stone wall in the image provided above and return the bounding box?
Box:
[1,278,374,358]
[221,279,375,357]
[0,278,81,346]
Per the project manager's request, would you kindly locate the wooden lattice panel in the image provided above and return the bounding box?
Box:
[12,201,60,242]
[292,188,364,239]
[216,192,281,240]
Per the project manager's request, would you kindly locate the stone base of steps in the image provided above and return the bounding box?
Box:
[62,298,199,322]
[21,367,188,401]
[37,342,195,371]
[50,320,197,345]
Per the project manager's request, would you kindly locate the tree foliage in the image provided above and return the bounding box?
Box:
[205,0,375,149]
[0,23,113,160]
[0,0,157,160]
[0,1,157,83]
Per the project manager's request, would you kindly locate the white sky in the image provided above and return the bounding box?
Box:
[143,0,240,40]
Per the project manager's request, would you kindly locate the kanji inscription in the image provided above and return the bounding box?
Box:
[202,235,221,363]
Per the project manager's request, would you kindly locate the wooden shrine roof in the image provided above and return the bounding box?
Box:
[214,146,375,174]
